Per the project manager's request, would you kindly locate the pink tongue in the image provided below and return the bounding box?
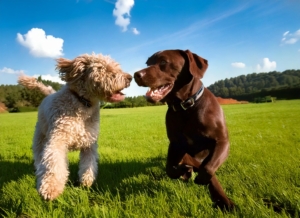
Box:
[146,90,151,97]
[109,93,125,102]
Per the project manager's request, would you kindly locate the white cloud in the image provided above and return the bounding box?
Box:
[0,67,24,75]
[132,27,140,35]
[285,38,297,44]
[17,28,64,58]
[33,74,65,84]
[231,62,245,68]
[113,0,134,32]
[283,31,289,37]
[256,58,276,72]
[281,29,300,45]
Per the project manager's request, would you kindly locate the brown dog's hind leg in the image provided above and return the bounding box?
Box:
[190,150,235,210]
[194,170,235,210]
[208,176,235,210]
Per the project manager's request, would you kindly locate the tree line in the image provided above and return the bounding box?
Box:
[208,69,300,97]
[207,69,300,101]
[1,69,300,112]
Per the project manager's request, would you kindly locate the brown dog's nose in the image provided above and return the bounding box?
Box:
[134,71,145,80]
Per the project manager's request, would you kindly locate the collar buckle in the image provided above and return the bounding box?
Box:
[169,84,204,112]
[180,98,195,110]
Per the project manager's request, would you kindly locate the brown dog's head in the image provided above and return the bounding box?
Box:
[56,53,132,103]
[134,49,208,102]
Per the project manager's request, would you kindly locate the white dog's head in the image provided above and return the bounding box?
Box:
[56,53,132,103]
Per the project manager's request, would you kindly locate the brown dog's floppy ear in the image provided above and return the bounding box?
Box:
[56,57,85,82]
[184,50,208,79]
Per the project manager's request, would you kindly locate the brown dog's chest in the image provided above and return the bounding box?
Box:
[183,133,215,155]
[166,108,216,154]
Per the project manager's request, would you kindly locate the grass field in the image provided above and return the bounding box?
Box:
[0,100,300,217]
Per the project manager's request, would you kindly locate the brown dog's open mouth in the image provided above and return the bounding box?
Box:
[145,83,173,102]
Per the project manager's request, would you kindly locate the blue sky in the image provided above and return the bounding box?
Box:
[1,0,300,97]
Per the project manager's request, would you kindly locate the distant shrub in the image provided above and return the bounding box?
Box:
[8,107,20,113]
[18,106,38,112]
[254,96,277,103]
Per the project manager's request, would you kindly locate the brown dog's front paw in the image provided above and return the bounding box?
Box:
[166,164,193,180]
[179,165,193,181]
[194,168,213,185]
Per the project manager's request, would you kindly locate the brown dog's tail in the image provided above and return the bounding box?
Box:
[18,74,56,96]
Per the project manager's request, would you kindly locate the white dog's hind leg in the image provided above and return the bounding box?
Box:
[78,143,98,187]
[36,142,69,200]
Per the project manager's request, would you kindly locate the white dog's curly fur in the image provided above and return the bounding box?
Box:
[18,53,132,200]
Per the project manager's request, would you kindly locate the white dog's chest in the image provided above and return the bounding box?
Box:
[44,112,100,150]
[68,119,99,150]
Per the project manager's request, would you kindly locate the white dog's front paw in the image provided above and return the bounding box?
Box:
[39,182,64,200]
[80,171,96,187]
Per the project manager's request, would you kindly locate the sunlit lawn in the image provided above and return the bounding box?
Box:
[0,100,299,217]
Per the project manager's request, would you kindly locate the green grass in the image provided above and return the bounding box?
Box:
[0,100,300,217]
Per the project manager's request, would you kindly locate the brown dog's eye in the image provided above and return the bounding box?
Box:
[160,60,167,65]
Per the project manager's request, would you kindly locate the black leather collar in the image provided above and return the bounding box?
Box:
[168,85,204,112]
[70,90,92,108]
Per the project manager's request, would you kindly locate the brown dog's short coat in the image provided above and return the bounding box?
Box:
[134,49,234,210]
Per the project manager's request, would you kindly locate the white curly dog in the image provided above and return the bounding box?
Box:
[18,53,132,200]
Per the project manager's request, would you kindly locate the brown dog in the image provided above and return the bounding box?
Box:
[134,49,235,210]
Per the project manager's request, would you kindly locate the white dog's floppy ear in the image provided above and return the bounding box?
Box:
[184,50,208,79]
[56,57,86,82]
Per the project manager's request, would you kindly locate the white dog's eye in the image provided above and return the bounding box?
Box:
[160,60,167,65]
